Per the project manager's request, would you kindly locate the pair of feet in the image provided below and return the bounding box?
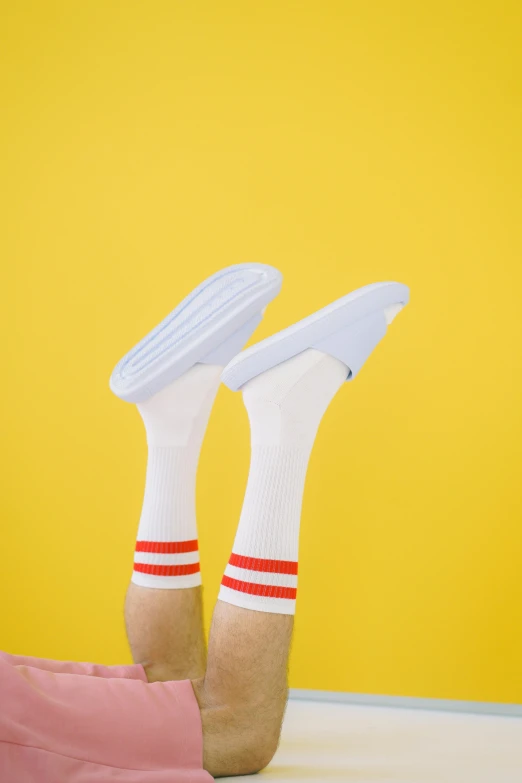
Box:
[111,265,409,611]
[111,265,409,776]
[111,264,409,612]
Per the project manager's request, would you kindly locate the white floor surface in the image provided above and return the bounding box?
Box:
[222,699,522,783]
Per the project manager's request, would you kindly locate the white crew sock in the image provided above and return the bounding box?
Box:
[132,363,222,589]
[218,348,348,614]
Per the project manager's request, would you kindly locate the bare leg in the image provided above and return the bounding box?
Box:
[125,584,206,681]
[191,351,348,777]
[121,364,222,682]
[193,603,293,777]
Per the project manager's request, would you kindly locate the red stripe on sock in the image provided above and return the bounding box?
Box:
[135,540,199,554]
[229,552,298,575]
[134,562,200,577]
[221,575,297,600]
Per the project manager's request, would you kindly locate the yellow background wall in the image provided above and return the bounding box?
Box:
[1,1,521,703]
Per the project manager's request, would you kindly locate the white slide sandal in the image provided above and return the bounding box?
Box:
[221,281,410,391]
[110,263,283,403]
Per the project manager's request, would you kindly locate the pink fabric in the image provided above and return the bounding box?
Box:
[0,651,213,782]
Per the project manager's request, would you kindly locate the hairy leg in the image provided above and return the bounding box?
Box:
[191,351,348,776]
[125,583,206,682]
[124,351,348,775]
[192,602,293,777]
[122,364,222,681]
